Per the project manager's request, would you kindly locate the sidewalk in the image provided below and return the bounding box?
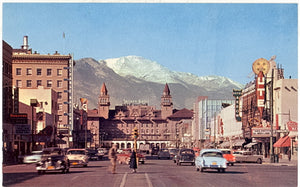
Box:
[263,154,298,166]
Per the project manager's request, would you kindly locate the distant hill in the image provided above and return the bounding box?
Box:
[74,56,243,110]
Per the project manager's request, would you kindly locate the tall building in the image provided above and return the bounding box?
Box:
[12,36,74,148]
[193,96,235,148]
[3,40,14,157]
[241,57,298,157]
[84,83,194,150]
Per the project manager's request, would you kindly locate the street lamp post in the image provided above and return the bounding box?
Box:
[269,69,275,163]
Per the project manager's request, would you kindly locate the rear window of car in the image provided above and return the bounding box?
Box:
[202,152,223,158]
[222,151,231,154]
[68,150,85,155]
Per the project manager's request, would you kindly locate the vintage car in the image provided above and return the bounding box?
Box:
[66,149,89,167]
[97,148,108,155]
[23,150,43,164]
[193,147,201,157]
[233,151,263,164]
[117,149,145,164]
[87,149,101,161]
[158,148,171,159]
[195,149,227,173]
[36,147,70,174]
[169,148,179,159]
[220,149,236,166]
[151,147,159,156]
[175,148,195,166]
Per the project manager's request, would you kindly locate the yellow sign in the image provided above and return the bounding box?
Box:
[252,58,270,75]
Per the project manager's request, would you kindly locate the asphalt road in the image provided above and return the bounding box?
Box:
[2,156,297,187]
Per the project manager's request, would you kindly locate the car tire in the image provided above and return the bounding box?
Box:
[257,158,262,164]
[37,170,42,175]
[231,163,234,166]
[141,161,144,164]
[196,168,199,171]
[221,168,225,173]
[200,168,204,172]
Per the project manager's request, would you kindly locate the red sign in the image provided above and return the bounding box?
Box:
[287,121,298,131]
[256,71,265,117]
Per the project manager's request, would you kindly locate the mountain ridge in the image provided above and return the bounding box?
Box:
[74,56,243,110]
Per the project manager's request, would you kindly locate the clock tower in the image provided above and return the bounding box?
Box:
[98,83,110,119]
[161,83,173,119]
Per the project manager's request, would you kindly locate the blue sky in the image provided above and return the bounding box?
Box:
[2,3,298,84]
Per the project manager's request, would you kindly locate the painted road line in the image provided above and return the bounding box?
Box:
[145,173,153,187]
[120,172,128,187]
[71,176,79,181]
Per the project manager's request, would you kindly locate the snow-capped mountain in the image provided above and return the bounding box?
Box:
[74,56,244,110]
[101,56,243,90]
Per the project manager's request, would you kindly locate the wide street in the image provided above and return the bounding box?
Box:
[2,155,297,187]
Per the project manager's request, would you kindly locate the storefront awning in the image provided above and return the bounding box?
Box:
[273,136,291,147]
[232,139,245,147]
[245,142,258,148]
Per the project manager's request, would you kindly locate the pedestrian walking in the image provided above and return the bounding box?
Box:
[108,144,117,174]
[129,150,137,173]
[287,147,291,161]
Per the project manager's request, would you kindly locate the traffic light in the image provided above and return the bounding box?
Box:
[132,127,139,139]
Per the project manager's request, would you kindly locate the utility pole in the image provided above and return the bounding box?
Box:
[270,69,274,163]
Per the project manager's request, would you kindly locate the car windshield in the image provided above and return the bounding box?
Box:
[68,150,85,155]
[202,152,223,158]
[222,151,231,154]
[233,151,242,155]
[181,150,193,154]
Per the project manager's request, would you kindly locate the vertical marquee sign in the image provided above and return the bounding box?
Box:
[256,71,265,118]
[233,89,242,121]
[252,58,270,119]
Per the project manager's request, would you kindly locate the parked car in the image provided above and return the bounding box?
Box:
[175,148,195,166]
[36,147,70,174]
[66,149,89,167]
[158,148,171,159]
[23,150,43,164]
[233,151,263,164]
[195,149,227,173]
[220,149,236,166]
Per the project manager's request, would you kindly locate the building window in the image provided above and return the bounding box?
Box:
[47,80,52,87]
[37,68,42,75]
[47,69,52,76]
[58,115,63,122]
[26,68,32,75]
[57,80,63,88]
[57,69,62,76]
[58,103,63,111]
[156,129,159,134]
[37,80,42,87]
[26,80,32,87]
[16,80,22,87]
[57,92,62,99]
[16,68,21,75]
